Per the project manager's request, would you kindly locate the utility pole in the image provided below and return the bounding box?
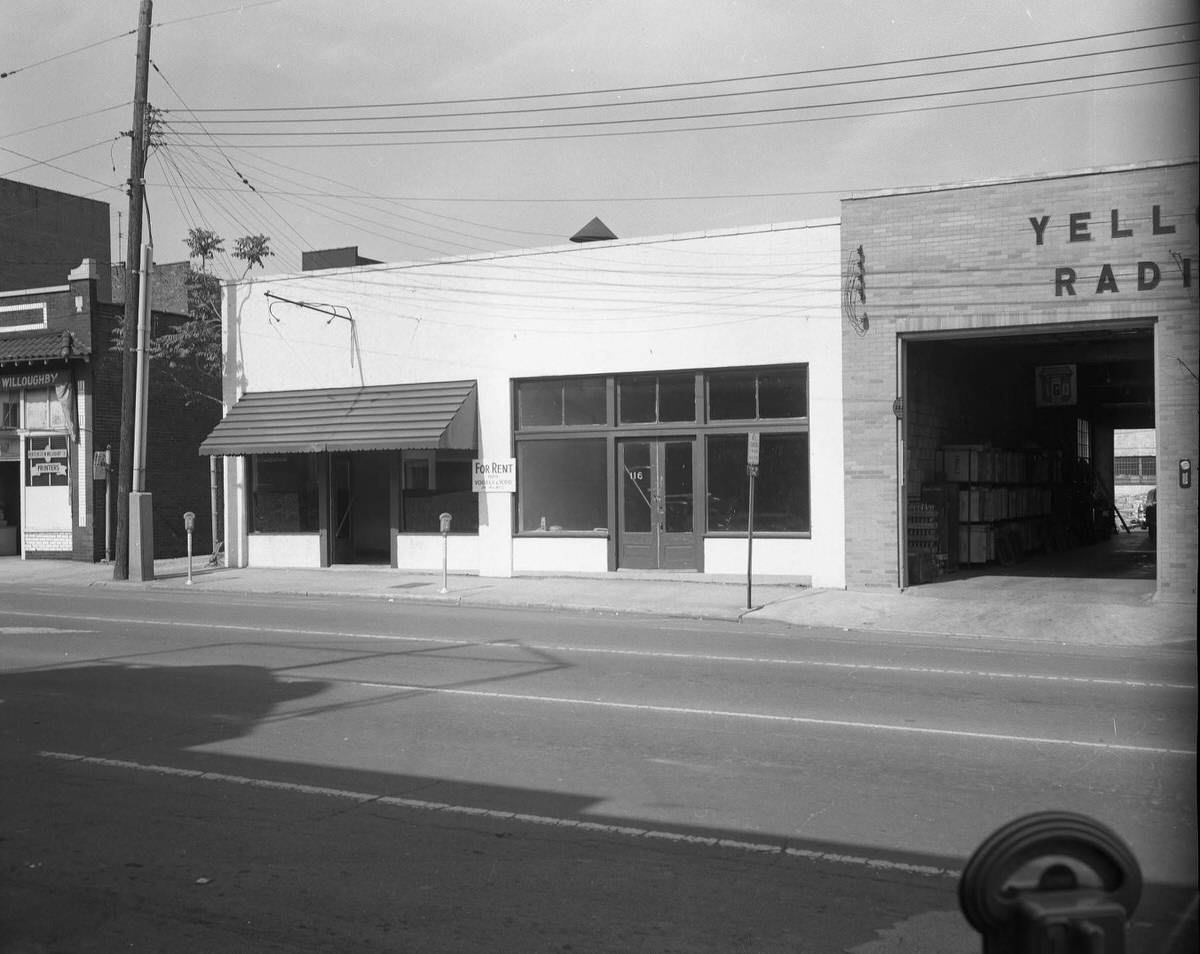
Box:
[113,0,153,581]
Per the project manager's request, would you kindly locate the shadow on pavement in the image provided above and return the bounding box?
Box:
[1,660,1195,953]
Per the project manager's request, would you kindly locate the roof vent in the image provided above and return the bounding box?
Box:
[569,217,617,243]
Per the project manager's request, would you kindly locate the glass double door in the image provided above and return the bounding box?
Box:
[618,439,697,570]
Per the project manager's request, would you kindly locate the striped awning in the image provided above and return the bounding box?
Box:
[199,380,477,455]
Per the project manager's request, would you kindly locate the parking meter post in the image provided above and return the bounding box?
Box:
[438,512,451,593]
[183,511,195,585]
[104,445,113,563]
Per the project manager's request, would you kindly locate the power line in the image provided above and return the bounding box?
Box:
[0,138,124,188]
[161,69,1198,148]
[0,103,130,142]
[176,20,1198,113]
[202,146,565,240]
[166,37,1197,128]
[149,60,314,262]
[162,60,1197,138]
[0,0,285,80]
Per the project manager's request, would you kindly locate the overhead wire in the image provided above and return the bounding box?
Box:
[181,143,501,253]
[0,103,131,142]
[161,133,472,258]
[203,146,563,241]
[0,138,125,188]
[166,35,1198,127]
[178,20,1199,112]
[161,69,1199,148]
[149,59,315,265]
[160,60,1199,143]
[0,0,285,80]
[153,110,566,255]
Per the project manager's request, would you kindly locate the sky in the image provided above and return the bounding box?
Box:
[1,0,1197,279]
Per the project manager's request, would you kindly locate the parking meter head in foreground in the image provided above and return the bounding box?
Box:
[439,512,452,534]
[183,511,196,533]
[959,811,1142,954]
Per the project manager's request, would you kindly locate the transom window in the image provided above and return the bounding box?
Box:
[517,377,606,428]
[618,373,695,424]
[708,367,807,420]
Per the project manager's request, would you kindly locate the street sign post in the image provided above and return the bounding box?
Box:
[746,432,760,610]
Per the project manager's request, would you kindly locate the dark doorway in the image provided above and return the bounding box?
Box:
[329,451,392,565]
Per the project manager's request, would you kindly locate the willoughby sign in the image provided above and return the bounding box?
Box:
[0,369,70,391]
[1029,204,1193,297]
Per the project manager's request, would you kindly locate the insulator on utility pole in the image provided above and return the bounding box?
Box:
[113,0,153,581]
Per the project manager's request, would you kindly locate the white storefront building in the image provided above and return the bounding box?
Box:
[203,220,847,587]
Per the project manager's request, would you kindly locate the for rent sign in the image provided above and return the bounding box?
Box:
[472,458,516,493]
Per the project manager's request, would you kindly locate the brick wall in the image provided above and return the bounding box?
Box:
[841,161,1198,596]
[0,178,110,297]
[110,260,191,314]
[88,304,220,560]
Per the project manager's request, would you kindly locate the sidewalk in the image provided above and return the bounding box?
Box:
[2,554,1194,650]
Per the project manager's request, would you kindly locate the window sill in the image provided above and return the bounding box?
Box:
[705,531,811,539]
[517,530,609,538]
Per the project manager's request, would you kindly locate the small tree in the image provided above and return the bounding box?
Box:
[233,234,273,276]
[111,228,273,407]
[184,227,224,272]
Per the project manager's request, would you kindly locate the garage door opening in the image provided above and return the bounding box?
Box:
[901,322,1156,588]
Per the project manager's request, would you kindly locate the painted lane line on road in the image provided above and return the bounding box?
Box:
[499,643,1198,691]
[348,680,1197,756]
[37,750,959,879]
[1,609,1193,691]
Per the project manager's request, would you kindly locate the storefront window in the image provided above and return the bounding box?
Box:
[708,367,807,421]
[1,397,18,429]
[403,456,479,532]
[706,433,810,532]
[252,455,319,532]
[518,377,606,428]
[21,388,66,431]
[518,439,607,532]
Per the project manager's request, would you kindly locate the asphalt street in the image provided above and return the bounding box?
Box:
[1,585,1196,952]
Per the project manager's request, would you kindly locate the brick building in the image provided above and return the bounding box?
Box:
[840,160,1197,601]
[1,178,219,560]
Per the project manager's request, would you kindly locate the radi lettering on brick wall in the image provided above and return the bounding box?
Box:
[1028,204,1193,297]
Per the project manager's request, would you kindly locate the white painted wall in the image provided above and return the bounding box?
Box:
[247,533,322,567]
[704,537,816,584]
[513,536,609,574]
[395,533,480,572]
[24,485,70,530]
[223,221,846,586]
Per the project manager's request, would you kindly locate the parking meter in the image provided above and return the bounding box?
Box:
[438,513,451,593]
[959,811,1142,953]
[183,511,196,584]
